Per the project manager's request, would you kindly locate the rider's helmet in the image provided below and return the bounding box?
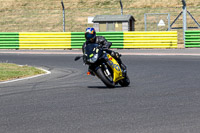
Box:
[85,27,96,42]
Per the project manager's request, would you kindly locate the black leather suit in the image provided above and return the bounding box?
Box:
[82,36,126,75]
[82,36,111,52]
[82,36,121,62]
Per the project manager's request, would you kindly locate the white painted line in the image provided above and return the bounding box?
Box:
[0,67,51,85]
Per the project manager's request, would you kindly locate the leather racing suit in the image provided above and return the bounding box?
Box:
[82,36,126,76]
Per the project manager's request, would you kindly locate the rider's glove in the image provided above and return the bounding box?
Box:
[105,42,112,48]
[102,45,108,50]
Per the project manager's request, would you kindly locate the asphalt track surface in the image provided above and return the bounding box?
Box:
[0,52,200,133]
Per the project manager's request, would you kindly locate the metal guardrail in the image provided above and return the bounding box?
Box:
[71,32,124,49]
[0,32,178,49]
[185,31,200,48]
[0,33,19,49]
[19,32,71,49]
[123,31,178,48]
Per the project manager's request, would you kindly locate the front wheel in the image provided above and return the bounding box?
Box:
[96,68,115,88]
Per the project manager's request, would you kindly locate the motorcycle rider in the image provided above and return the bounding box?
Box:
[82,27,126,76]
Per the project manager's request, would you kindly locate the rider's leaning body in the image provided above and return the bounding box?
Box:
[82,27,126,75]
[82,28,121,64]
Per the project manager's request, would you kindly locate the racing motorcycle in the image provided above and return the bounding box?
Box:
[74,43,130,88]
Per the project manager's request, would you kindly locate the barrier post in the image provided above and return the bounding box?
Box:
[61,0,65,32]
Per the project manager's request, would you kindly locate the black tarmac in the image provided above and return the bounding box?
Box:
[0,49,200,133]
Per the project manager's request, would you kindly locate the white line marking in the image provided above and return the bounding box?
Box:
[0,67,51,85]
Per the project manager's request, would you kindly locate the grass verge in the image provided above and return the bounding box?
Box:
[0,63,46,82]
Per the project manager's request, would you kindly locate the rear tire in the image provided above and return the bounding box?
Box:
[119,75,130,87]
[96,68,115,88]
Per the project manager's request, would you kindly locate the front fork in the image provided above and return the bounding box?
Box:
[102,63,111,77]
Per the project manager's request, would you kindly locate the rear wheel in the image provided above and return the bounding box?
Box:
[96,68,115,88]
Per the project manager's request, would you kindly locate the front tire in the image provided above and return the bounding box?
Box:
[96,68,115,88]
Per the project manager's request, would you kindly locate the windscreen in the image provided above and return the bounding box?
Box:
[84,43,99,58]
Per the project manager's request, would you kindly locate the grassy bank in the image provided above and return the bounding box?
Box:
[0,0,199,45]
[0,63,45,82]
[0,0,199,32]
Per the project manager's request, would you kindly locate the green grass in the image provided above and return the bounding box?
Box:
[0,0,199,45]
[0,0,199,32]
[0,63,45,82]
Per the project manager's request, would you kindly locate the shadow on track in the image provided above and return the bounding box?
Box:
[87,86,126,89]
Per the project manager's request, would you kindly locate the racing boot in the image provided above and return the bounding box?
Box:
[88,67,95,76]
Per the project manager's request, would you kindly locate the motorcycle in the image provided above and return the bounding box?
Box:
[74,43,130,88]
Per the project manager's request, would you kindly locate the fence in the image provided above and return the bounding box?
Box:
[185,31,200,48]
[71,32,124,49]
[19,32,71,49]
[0,31,177,49]
[123,31,177,48]
[0,33,19,49]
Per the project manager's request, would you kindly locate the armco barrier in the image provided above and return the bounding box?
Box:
[185,31,200,48]
[0,32,19,49]
[19,32,71,49]
[123,31,178,48]
[71,32,124,49]
[0,31,177,49]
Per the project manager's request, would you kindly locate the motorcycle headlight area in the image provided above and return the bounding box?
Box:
[87,54,98,63]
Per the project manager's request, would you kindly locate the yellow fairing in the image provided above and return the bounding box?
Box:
[106,54,124,83]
